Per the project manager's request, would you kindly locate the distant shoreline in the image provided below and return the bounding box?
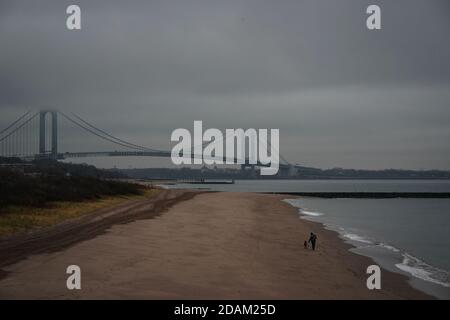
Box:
[265,192,450,198]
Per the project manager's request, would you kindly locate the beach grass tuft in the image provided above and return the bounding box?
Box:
[0,188,160,237]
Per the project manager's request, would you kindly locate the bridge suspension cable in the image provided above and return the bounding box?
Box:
[0,112,38,143]
[184,128,291,165]
[69,112,161,152]
[0,110,31,136]
[0,110,293,167]
[0,111,39,157]
[58,111,164,152]
[265,139,290,166]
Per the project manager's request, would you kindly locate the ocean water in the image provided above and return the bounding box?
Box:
[165,179,450,299]
[166,179,450,193]
[284,197,450,299]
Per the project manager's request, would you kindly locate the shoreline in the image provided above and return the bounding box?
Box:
[282,196,450,299]
[0,190,432,299]
[267,192,450,198]
[288,207,436,299]
[276,195,433,299]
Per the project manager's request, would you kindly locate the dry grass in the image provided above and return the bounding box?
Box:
[0,188,161,237]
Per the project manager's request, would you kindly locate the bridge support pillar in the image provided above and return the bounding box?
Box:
[288,164,298,177]
[240,163,258,177]
[39,110,58,158]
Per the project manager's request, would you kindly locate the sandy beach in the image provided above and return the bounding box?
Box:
[0,190,431,299]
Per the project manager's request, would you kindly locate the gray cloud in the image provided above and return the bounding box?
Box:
[1,0,449,169]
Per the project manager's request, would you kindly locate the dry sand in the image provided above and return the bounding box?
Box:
[0,191,431,299]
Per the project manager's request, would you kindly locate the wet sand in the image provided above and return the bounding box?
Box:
[0,191,431,299]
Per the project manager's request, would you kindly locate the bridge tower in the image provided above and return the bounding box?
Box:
[39,110,58,157]
[288,164,298,177]
[240,163,258,177]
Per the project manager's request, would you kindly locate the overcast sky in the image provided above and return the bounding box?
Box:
[1,0,449,169]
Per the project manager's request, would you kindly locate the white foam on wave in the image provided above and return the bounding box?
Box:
[282,198,302,208]
[300,209,324,217]
[342,233,373,244]
[283,198,450,289]
[283,199,324,217]
[395,253,450,288]
[378,243,400,253]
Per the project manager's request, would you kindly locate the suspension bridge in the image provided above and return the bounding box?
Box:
[0,110,298,175]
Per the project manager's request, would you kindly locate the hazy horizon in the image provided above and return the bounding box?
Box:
[1,0,450,170]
